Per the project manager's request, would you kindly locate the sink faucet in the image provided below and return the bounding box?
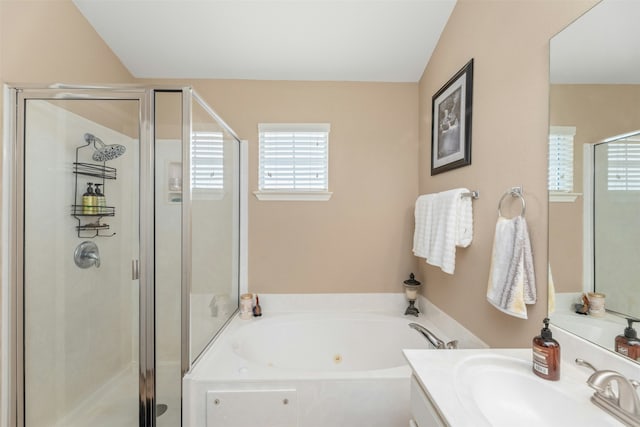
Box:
[408,323,458,349]
[576,359,640,426]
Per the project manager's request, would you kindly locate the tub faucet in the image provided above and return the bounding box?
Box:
[408,323,457,349]
[580,362,640,426]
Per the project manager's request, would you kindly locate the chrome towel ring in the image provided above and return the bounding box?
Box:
[498,186,526,218]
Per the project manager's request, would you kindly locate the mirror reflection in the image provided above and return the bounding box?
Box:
[549,0,640,362]
[593,133,640,319]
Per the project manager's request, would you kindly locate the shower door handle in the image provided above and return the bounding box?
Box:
[132,260,139,280]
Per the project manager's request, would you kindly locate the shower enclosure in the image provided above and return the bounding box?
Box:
[2,86,244,427]
[589,131,640,319]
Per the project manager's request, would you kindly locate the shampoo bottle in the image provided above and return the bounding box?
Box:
[532,317,560,381]
[94,184,106,214]
[615,318,640,361]
[82,183,96,215]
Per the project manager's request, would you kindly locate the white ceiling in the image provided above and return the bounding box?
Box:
[550,0,640,84]
[73,0,457,83]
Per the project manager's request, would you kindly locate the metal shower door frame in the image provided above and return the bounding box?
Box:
[3,85,156,427]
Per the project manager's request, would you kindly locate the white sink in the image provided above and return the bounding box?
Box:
[454,353,619,426]
[404,349,624,427]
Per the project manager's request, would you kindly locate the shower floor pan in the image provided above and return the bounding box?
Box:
[52,362,180,427]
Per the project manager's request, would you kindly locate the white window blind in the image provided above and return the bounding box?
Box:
[191,131,223,191]
[258,123,330,191]
[608,141,640,191]
[548,126,576,192]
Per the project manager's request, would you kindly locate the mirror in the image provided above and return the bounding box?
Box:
[548,0,640,362]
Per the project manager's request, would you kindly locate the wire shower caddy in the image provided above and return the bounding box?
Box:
[71,139,117,238]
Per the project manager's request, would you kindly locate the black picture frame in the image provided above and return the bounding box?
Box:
[431,59,473,175]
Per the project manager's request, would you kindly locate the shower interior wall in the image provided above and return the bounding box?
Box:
[24,100,138,426]
[154,139,237,364]
[155,140,182,364]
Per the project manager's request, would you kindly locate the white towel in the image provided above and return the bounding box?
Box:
[486,216,537,319]
[412,188,473,274]
[412,194,436,259]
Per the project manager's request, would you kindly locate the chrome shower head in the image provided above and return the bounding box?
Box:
[84,133,126,162]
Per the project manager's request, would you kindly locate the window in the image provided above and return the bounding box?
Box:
[191,131,223,195]
[608,141,640,191]
[548,126,575,192]
[548,126,579,202]
[256,123,331,201]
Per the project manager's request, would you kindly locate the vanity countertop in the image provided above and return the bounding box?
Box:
[403,348,624,427]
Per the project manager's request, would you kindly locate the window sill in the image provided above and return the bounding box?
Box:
[253,191,333,201]
[549,192,581,203]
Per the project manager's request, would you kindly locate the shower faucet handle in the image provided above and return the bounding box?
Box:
[74,241,101,269]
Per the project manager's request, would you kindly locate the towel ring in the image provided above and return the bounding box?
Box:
[498,187,526,218]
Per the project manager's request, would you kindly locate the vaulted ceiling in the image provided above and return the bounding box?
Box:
[73,0,457,83]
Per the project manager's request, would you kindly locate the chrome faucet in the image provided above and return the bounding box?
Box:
[74,241,101,268]
[408,323,458,349]
[576,358,640,426]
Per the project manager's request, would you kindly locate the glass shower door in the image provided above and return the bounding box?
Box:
[22,97,142,427]
[593,138,640,318]
[187,93,241,365]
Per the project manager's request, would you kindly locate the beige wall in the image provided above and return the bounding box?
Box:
[1,1,133,84]
[417,0,598,347]
[549,84,640,293]
[184,80,420,294]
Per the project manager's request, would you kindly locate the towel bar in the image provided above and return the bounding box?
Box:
[461,190,479,199]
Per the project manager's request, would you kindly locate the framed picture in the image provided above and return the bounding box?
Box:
[431,59,474,175]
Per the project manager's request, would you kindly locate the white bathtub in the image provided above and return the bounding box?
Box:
[183,311,446,427]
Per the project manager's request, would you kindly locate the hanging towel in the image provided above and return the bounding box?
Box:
[413,193,436,259]
[486,216,536,319]
[412,188,473,274]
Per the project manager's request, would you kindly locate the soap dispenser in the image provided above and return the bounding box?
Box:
[532,317,560,381]
[82,183,96,215]
[615,318,640,361]
[94,184,106,214]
